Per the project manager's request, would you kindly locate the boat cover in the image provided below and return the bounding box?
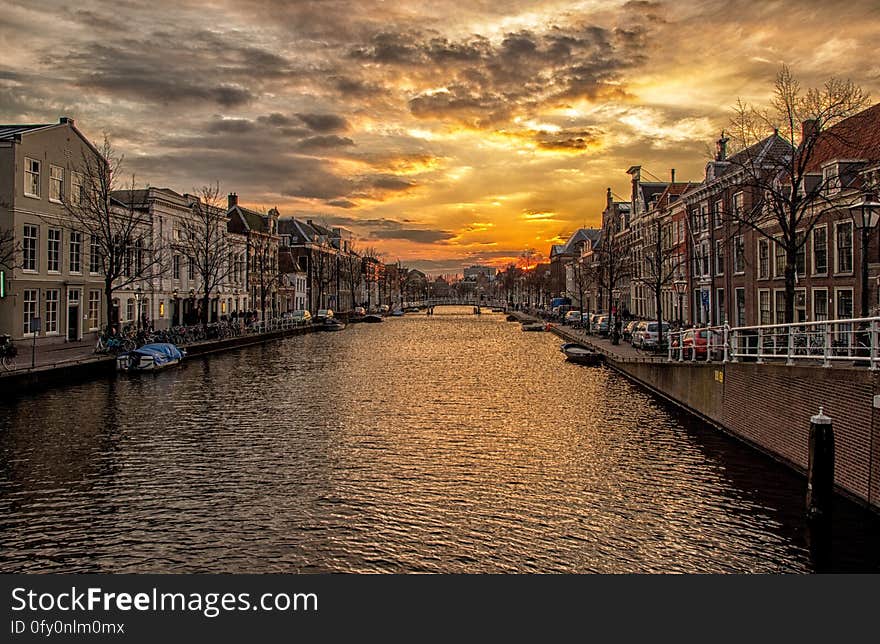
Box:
[131,343,184,366]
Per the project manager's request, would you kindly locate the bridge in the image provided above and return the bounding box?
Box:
[412,299,509,308]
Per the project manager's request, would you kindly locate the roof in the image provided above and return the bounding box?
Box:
[0,124,55,140]
[562,228,601,254]
[229,204,269,233]
[804,102,880,173]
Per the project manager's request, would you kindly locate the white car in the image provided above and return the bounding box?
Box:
[564,310,582,325]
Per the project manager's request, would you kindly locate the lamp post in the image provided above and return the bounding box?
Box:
[848,192,880,319]
[135,285,142,330]
[611,287,621,344]
[673,279,688,327]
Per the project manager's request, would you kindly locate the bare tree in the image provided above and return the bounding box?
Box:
[593,224,630,315]
[0,227,16,272]
[340,246,364,310]
[568,258,595,317]
[252,239,280,321]
[725,65,870,323]
[63,137,166,330]
[359,246,383,310]
[176,183,236,329]
[633,216,685,347]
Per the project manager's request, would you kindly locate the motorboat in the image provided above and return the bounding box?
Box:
[405,306,420,313]
[391,309,405,317]
[363,314,383,323]
[321,318,346,331]
[561,343,603,365]
[506,314,518,322]
[492,308,505,313]
[116,343,185,372]
[521,322,546,332]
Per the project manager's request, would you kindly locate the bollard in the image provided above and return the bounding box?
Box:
[806,407,835,523]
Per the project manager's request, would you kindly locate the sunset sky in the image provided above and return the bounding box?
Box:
[2,0,879,274]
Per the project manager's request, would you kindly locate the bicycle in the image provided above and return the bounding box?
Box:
[0,334,18,371]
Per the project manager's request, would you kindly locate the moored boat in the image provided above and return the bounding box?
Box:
[522,322,546,332]
[562,344,603,365]
[506,314,518,322]
[116,343,185,372]
[322,318,346,331]
[363,314,383,323]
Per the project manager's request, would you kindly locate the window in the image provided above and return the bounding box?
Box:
[713,200,723,229]
[23,289,38,335]
[23,224,38,271]
[795,289,807,323]
[49,165,64,202]
[836,288,853,320]
[701,205,709,231]
[716,288,725,324]
[135,238,143,275]
[715,240,724,275]
[759,290,771,325]
[126,298,135,322]
[70,171,84,206]
[732,235,744,274]
[47,228,61,273]
[732,191,743,215]
[835,221,853,273]
[774,290,787,324]
[188,257,195,280]
[88,290,101,331]
[173,255,181,280]
[24,158,40,197]
[758,239,769,279]
[812,226,827,275]
[774,238,786,277]
[89,235,101,274]
[69,231,81,273]
[45,289,59,334]
[796,232,806,277]
[813,288,828,321]
[701,242,709,276]
[735,288,746,327]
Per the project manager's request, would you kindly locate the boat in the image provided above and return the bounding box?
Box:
[561,344,603,365]
[492,308,505,313]
[506,314,518,322]
[116,343,185,372]
[363,314,383,323]
[405,306,420,313]
[391,309,405,317]
[321,318,346,331]
[521,322,546,332]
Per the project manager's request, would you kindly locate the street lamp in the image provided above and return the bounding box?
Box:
[673,279,688,327]
[611,288,621,344]
[848,192,880,319]
[135,285,142,330]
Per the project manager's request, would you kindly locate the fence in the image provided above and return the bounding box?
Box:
[666,316,880,369]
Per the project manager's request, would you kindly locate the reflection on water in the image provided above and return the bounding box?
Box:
[1,307,878,572]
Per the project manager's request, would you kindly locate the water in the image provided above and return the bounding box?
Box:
[1,307,878,573]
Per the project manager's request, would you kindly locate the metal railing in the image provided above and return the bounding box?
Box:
[665,316,880,369]
[667,325,729,363]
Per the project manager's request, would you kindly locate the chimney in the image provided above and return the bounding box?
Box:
[606,187,613,209]
[715,131,729,161]
[671,168,676,184]
[227,192,238,209]
[802,119,819,142]
[59,116,75,126]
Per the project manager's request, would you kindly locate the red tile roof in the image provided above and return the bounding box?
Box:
[805,102,880,172]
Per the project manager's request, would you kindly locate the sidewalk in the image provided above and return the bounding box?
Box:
[7,338,99,371]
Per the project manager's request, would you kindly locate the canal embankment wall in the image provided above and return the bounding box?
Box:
[547,323,880,512]
[0,325,320,394]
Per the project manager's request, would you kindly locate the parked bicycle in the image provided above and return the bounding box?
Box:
[0,334,18,371]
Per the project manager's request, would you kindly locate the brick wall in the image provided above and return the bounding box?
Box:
[608,356,879,511]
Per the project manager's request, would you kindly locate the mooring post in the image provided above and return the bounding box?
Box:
[806,407,835,523]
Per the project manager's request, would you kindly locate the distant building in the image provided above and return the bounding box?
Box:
[463,265,496,282]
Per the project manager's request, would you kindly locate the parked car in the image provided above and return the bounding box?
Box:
[594,315,610,336]
[564,310,582,325]
[623,320,639,340]
[285,310,312,324]
[631,321,649,347]
[315,309,334,322]
[671,329,709,358]
[353,306,366,316]
[640,322,671,350]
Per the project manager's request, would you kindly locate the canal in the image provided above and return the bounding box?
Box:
[1,307,878,573]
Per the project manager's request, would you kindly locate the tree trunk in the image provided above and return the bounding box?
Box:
[785,251,796,324]
[104,277,115,332]
[655,287,664,348]
[202,292,210,329]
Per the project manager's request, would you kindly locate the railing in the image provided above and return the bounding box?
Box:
[665,316,880,369]
[667,325,729,363]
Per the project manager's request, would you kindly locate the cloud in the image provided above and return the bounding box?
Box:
[296,112,351,132]
[295,135,356,150]
[370,228,456,243]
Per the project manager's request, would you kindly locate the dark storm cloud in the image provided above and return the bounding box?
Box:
[207,118,256,134]
[370,228,455,243]
[533,128,603,151]
[296,113,351,132]
[327,199,357,208]
[367,176,416,191]
[295,135,356,150]
[45,30,295,108]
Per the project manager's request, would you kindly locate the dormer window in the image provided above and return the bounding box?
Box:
[822,162,840,195]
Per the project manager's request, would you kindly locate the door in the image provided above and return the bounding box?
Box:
[67,289,81,341]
